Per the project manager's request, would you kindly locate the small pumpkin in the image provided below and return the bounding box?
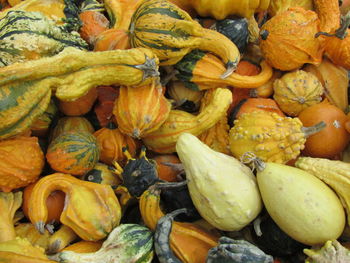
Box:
[298,99,350,158]
[273,70,324,116]
[259,7,323,71]
[93,122,138,165]
[58,87,98,117]
[22,182,65,224]
[0,136,44,192]
[46,131,100,176]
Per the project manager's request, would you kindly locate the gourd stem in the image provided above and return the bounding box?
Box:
[240,152,266,172]
[301,121,326,138]
[315,11,350,39]
[253,217,263,237]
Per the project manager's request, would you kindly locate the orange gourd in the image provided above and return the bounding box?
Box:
[93,123,138,165]
[259,7,323,71]
[152,154,182,182]
[94,29,131,51]
[234,98,285,119]
[79,11,110,46]
[22,183,65,224]
[298,100,350,158]
[58,88,98,117]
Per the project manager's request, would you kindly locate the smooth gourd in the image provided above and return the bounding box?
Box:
[256,161,345,245]
[175,133,262,231]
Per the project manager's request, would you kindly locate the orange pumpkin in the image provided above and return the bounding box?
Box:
[22,182,65,224]
[94,29,131,51]
[58,88,98,117]
[93,123,138,165]
[0,136,44,192]
[152,154,182,182]
[94,86,118,127]
[234,98,285,119]
[79,11,110,46]
[298,100,350,158]
[259,7,323,71]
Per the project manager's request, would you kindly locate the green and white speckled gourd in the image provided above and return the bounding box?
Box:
[50,224,154,263]
[175,133,262,231]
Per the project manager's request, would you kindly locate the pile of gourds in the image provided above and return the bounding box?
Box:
[1,0,350,262]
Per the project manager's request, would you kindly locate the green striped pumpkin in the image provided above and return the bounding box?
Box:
[53,224,154,263]
[46,131,100,176]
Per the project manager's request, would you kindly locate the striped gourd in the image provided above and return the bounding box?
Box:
[52,224,154,263]
[46,131,100,176]
[129,0,240,78]
[174,49,273,90]
[0,10,87,67]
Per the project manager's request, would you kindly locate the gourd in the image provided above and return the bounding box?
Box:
[273,70,324,116]
[250,157,346,245]
[58,88,98,117]
[27,173,121,241]
[46,131,100,176]
[62,240,102,253]
[152,154,182,182]
[129,0,240,78]
[298,99,350,158]
[15,223,51,251]
[93,123,137,165]
[176,133,262,231]
[94,29,131,51]
[212,17,249,53]
[259,7,323,71]
[93,86,118,127]
[49,117,94,142]
[0,191,23,242]
[0,252,56,263]
[82,162,121,188]
[0,136,44,192]
[304,57,349,111]
[50,224,154,263]
[31,99,58,137]
[139,183,219,263]
[304,240,350,263]
[314,0,341,33]
[268,0,314,16]
[174,50,273,90]
[113,81,172,138]
[174,0,270,20]
[229,111,326,164]
[206,236,274,263]
[0,10,87,67]
[295,157,350,226]
[142,87,232,153]
[47,225,78,254]
[22,183,65,224]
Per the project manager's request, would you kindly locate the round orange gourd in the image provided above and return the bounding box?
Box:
[152,154,181,182]
[259,7,323,71]
[93,123,138,165]
[22,182,65,223]
[58,87,98,117]
[235,98,285,119]
[298,100,350,158]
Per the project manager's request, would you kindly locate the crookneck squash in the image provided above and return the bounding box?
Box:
[28,173,121,241]
[142,87,232,153]
[113,80,172,138]
[0,136,44,192]
[129,0,240,78]
[140,183,219,263]
[174,50,273,90]
[46,131,100,176]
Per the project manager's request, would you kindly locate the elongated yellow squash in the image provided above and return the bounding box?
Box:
[256,162,345,245]
[176,133,262,231]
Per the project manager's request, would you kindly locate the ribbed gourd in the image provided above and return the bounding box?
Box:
[129,0,240,78]
[273,70,324,116]
[229,111,325,163]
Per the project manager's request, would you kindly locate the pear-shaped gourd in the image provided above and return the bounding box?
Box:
[254,160,345,246]
[175,133,262,231]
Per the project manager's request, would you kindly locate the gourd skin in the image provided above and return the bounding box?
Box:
[257,162,345,246]
[176,133,262,231]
